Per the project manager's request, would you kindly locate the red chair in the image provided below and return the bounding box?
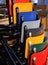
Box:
[14,0,30,3]
[30,45,48,65]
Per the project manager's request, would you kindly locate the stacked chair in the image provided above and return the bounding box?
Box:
[34,5,47,30]
[0,0,48,65]
[14,0,30,3]
[13,2,33,24]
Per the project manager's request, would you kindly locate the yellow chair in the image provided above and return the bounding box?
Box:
[13,2,33,24]
[41,17,47,30]
[25,32,45,59]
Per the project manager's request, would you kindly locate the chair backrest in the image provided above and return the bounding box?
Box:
[41,16,47,30]
[14,0,30,3]
[25,32,45,58]
[25,40,46,59]
[13,2,33,24]
[18,11,37,27]
[30,46,48,65]
[24,24,43,41]
[32,41,46,53]
[21,19,41,43]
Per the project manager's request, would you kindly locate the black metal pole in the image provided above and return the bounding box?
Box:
[6,0,12,24]
[16,7,19,26]
[1,39,16,65]
[1,38,22,65]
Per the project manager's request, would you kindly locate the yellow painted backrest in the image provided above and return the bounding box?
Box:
[25,32,45,59]
[13,2,33,24]
[42,17,47,30]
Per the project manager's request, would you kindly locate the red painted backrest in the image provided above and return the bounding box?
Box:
[14,0,30,3]
[30,45,48,65]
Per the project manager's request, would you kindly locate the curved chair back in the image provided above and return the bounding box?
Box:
[21,19,41,43]
[15,0,30,3]
[25,39,47,59]
[18,11,37,27]
[13,2,33,24]
[23,24,43,43]
[30,46,48,65]
[41,16,47,30]
[25,32,45,58]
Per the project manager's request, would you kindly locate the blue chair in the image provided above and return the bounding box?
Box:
[18,11,37,27]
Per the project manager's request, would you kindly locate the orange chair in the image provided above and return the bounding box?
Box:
[13,2,33,24]
[25,32,45,59]
[41,16,47,30]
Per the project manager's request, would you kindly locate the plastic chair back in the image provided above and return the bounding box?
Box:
[18,11,37,27]
[13,2,33,24]
[30,46,48,65]
[21,19,41,43]
[25,32,45,58]
[15,0,30,3]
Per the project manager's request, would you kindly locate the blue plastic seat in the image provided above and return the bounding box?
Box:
[18,11,37,27]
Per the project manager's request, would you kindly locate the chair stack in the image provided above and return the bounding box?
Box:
[13,0,48,65]
[0,0,48,65]
[34,5,47,30]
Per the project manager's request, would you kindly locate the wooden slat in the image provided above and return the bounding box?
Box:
[0,18,9,25]
[0,17,13,25]
[34,5,47,10]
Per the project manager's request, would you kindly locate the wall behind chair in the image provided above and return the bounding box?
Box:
[0,0,6,4]
[31,0,48,5]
